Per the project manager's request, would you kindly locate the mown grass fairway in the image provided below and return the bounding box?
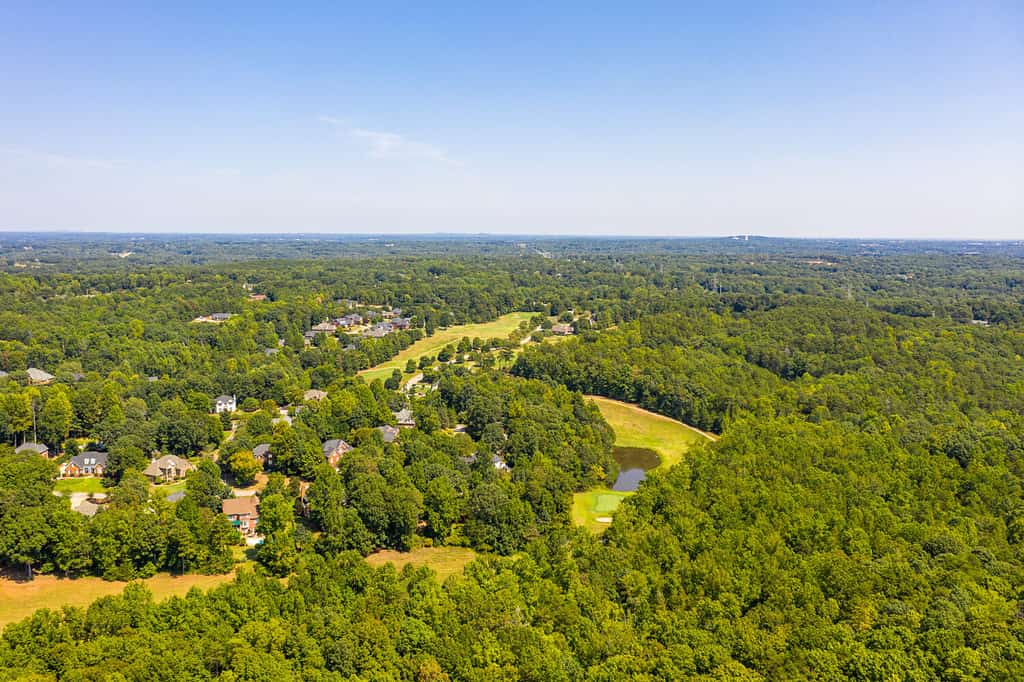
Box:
[573,396,715,532]
[364,546,477,580]
[586,395,715,470]
[358,312,533,384]
[0,571,241,630]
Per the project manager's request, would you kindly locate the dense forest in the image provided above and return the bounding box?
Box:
[1,236,1023,680]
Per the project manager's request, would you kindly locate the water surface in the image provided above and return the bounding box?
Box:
[611,446,661,492]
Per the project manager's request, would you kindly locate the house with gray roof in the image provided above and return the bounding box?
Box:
[253,443,272,467]
[214,394,236,414]
[15,442,49,457]
[27,367,55,385]
[322,439,352,469]
[61,451,108,477]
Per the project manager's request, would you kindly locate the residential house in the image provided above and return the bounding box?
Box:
[322,439,352,469]
[248,293,267,302]
[27,367,55,385]
[304,389,328,401]
[342,313,363,326]
[15,442,49,457]
[550,322,575,336]
[143,455,194,483]
[311,321,338,334]
[61,451,108,477]
[252,443,272,467]
[223,496,260,537]
[393,408,415,428]
[214,394,237,414]
[391,317,412,330]
[211,312,231,321]
[492,454,510,472]
[362,323,393,338]
[377,425,399,444]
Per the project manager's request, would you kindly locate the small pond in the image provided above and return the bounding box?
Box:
[611,446,661,492]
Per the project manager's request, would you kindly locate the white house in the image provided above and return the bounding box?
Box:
[214,394,237,414]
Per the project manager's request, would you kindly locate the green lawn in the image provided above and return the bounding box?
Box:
[586,395,715,471]
[53,478,107,494]
[358,312,534,384]
[572,396,716,533]
[364,546,477,580]
[572,489,631,533]
[150,480,187,497]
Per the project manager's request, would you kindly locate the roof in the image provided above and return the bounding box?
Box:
[15,442,48,455]
[253,443,271,458]
[143,455,192,476]
[222,496,259,517]
[215,394,234,403]
[377,425,399,443]
[68,451,108,468]
[74,500,100,517]
[304,389,328,401]
[27,367,55,382]
[322,439,352,456]
[393,408,414,425]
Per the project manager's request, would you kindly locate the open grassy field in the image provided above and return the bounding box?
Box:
[358,312,533,383]
[53,477,108,494]
[0,571,241,630]
[364,546,477,580]
[586,395,715,470]
[573,396,716,533]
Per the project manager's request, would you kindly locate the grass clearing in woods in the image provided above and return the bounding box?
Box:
[0,571,242,630]
[364,546,477,580]
[573,396,716,533]
[358,312,534,384]
[585,395,715,471]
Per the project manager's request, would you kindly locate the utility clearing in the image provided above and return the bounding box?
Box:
[573,396,715,533]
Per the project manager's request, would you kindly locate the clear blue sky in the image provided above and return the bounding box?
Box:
[1,2,1021,237]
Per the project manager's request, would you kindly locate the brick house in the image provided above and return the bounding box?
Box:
[322,439,352,469]
[61,451,108,477]
[223,496,260,537]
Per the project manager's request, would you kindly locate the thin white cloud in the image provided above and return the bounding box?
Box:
[1,146,120,170]
[319,116,460,165]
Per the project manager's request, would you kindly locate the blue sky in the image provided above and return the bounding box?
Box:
[1,2,1021,237]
